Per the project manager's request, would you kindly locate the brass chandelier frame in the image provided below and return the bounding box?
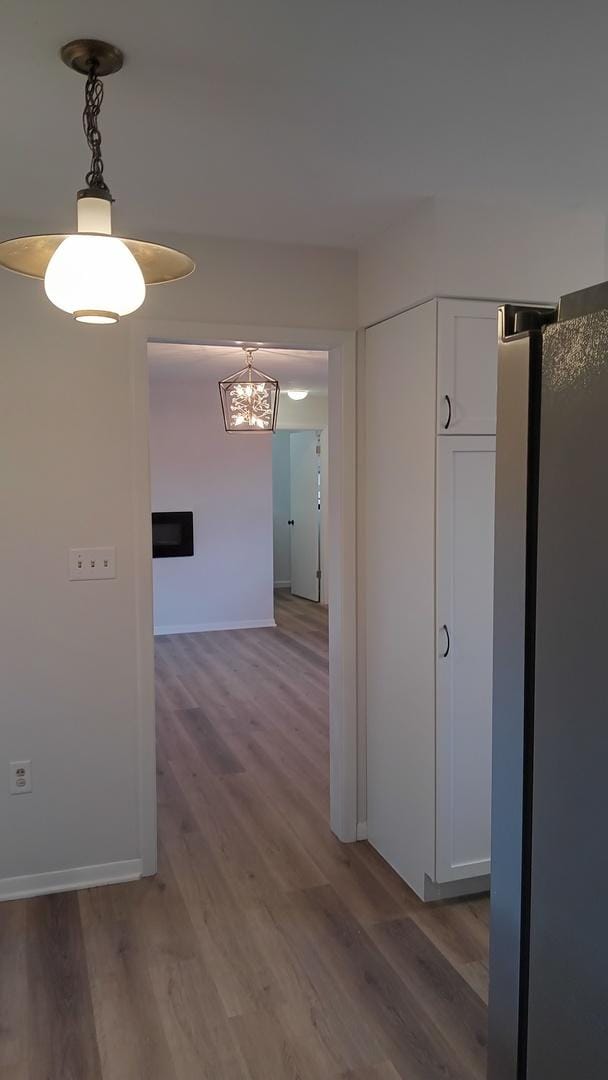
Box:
[219,346,280,433]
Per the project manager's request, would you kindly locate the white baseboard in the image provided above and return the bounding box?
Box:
[0,858,143,902]
[274,580,291,589]
[356,821,368,840]
[154,618,276,636]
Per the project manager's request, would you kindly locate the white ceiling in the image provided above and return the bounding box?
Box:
[148,342,328,393]
[3,1,608,246]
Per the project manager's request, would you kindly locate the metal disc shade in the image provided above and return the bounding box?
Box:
[0,233,194,285]
[219,361,280,432]
[0,38,196,320]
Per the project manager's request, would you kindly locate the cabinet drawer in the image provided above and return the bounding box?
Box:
[437,300,499,435]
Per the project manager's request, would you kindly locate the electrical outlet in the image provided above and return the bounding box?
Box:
[10,760,32,795]
[69,546,116,580]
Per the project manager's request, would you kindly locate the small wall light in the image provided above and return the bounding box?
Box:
[286,390,309,401]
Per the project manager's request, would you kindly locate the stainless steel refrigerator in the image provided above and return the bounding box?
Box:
[488,288,608,1078]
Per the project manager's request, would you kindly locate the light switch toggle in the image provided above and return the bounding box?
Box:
[69,547,116,580]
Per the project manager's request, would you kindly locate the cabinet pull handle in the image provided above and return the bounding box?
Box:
[288,519,294,525]
[441,624,450,658]
[443,394,452,430]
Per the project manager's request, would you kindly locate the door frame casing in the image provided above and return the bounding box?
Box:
[128,318,358,873]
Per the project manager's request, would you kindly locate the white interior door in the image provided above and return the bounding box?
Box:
[436,435,496,882]
[289,431,320,601]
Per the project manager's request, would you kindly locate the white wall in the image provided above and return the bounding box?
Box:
[358,196,607,326]
[272,431,292,588]
[0,273,140,894]
[358,198,437,327]
[277,391,328,429]
[126,229,358,330]
[0,214,357,897]
[150,374,274,633]
[434,198,606,307]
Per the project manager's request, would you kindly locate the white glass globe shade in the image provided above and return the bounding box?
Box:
[44,235,146,323]
[287,389,308,401]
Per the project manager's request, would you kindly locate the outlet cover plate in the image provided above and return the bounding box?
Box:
[10,760,32,795]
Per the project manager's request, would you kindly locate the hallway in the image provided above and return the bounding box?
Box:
[1,593,488,1078]
[151,590,489,1077]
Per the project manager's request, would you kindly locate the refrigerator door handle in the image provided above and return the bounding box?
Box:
[442,394,452,430]
[440,624,450,658]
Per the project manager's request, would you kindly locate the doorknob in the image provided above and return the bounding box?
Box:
[288,519,294,525]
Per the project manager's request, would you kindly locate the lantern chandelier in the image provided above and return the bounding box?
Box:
[219,346,280,433]
[0,39,195,324]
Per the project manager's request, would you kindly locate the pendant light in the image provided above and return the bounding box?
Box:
[219,346,280,432]
[0,40,195,323]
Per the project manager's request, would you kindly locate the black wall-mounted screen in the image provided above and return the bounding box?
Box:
[152,511,194,558]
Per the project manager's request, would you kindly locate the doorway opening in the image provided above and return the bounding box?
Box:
[132,320,357,872]
[273,427,328,604]
[271,350,328,617]
[146,340,340,831]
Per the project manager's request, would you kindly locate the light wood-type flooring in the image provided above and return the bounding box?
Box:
[1,590,489,1079]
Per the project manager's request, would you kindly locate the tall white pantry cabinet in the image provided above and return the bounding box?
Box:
[365,298,498,900]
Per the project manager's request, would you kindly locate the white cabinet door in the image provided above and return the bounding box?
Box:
[365,302,438,900]
[436,436,496,882]
[437,300,499,435]
[289,431,320,602]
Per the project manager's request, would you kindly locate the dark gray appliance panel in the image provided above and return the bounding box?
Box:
[527,310,608,1077]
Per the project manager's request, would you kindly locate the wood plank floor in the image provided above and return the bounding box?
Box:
[1,591,489,1079]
